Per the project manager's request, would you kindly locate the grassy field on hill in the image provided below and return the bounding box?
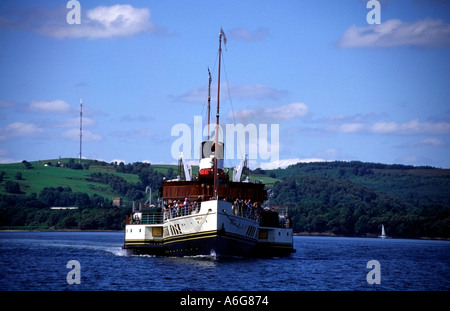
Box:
[0,158,273,199]
[0,159,139,199]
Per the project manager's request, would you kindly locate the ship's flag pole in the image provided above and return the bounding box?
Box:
[214,28,225,199]
[79,99,82,164]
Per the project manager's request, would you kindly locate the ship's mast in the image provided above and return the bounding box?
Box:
[214,29,225,199]
[79,99,82,164]
[207,68,212,140]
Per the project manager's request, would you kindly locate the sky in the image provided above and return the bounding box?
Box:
[1,0,450,169]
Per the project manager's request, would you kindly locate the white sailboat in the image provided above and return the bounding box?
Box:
[379,224,387,239]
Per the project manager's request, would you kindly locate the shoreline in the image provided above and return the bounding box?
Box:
[1,228,448,241]
[293,231,450,241]
[0,228,123,233]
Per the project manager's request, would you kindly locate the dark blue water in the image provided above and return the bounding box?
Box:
[0,232,448,291]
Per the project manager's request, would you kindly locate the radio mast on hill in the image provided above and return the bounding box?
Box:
[79,99,82,164]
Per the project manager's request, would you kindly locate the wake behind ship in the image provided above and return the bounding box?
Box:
[123,29,294,258]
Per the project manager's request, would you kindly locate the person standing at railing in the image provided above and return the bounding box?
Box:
[176,201,181,217]
[246,200,253,219]
[171,204,176,219]
[164,206,170,220]
[183,198,189,216]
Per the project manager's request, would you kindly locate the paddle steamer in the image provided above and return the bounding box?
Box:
[123,29,294,257]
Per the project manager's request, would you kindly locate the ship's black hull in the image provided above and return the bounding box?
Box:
[123,230,256,258]
[251,243,296,257]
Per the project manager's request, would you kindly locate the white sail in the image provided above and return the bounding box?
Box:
[379,224,387,238]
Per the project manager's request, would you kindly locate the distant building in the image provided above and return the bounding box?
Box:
[113,197,122,207]
[50,207,78,210]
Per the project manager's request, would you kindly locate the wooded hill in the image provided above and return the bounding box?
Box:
[266,161,450,238]
[0,159,449,238]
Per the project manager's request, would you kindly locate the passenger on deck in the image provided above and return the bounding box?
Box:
[191,201,198,214]
[183,198,189,216]
[176,200,181,217]
[246,199,253,218]
[171,204,176,219]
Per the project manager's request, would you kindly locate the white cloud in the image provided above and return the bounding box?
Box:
[326,118,450,135]
[336,123,365,133]
[265,102,310,121]
[61,128,102,141]
[259,157,325,170]
[30,100,72,114]
[112,128,154,139]
[228,27,269,42]
[233,84,286,100]
[0,122,44,140]
[110,158,127,164]
[407,137,446,148]
[337,18,450,48]
[232,102,309,123]
[1,5,154,39]
[55,117,96,128]
[174,86,208,103]
[369,120,450,135]
[80,5,152,39]
[369,121,399,133]
[175,83,286,103]
[120,114,151,122]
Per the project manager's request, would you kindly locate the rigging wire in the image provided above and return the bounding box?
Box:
[221,52,237,126]
[220,50,243,168]
[198,44,244,169]
[200,52,219,136]
[197,52,219,152]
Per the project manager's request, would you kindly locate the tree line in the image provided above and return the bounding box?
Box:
[0,191,129,230]
[1,160,449,237]
[0,161,173,230]
[270,175,449,238]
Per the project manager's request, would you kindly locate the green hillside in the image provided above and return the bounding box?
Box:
[270,161,450,207]
[268,161,450,238]
[0,158,266,202]
[0,158,449,237]
[0,158,177,230]
[0,159,139,199]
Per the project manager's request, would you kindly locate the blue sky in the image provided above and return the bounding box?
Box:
[1,0,450,169]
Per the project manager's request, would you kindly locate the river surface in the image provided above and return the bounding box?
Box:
[0,231,448,291]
